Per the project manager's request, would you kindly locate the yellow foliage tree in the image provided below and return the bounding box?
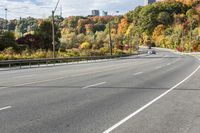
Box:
[152,24,166,46]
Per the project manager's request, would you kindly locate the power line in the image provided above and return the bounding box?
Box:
[53,0,61,12]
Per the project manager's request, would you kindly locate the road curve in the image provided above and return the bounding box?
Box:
[0,49,200,133]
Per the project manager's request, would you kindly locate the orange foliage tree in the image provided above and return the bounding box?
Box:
[117,18,129,35]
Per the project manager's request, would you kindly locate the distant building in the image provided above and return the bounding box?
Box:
[144,0,156,5]
[92,10,100,16]
[102,11,108,16]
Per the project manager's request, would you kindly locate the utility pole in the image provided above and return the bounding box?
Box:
[108,22,112,56]
[52,10,56,58]
[52,0,61,58]
[5,8,8,31]
[108,11,119,56]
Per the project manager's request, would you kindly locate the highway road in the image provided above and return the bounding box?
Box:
[0,49,200,133]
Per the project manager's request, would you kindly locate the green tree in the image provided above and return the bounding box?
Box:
[135,2,188,35]
[0,31,18,51]
[36,20,61,51]
[8,20,17,31]
[157,12,172,25]
[93,24,106,33]
[15,17,38,35]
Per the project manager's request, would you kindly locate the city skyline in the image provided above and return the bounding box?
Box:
[0,0,144,19]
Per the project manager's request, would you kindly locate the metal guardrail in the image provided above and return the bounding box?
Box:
[0,54,134,70]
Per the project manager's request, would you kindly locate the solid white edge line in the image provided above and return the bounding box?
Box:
[0,106,12,111]
[82,82,106,89]
[103,62,200,133]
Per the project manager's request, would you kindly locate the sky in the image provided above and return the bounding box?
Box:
[0,0,144,19]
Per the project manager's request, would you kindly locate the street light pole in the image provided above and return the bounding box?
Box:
[52,0,61,58]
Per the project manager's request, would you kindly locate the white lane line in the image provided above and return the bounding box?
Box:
[103,63,200,133]
[133,72,143,76]
[82,82,106,89]
[0,106,12,111]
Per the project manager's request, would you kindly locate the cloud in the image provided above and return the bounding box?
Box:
[0,0,143,19]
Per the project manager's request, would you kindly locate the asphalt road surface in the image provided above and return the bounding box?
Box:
[0,49,200,133]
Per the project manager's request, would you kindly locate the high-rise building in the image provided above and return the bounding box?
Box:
[102,11,108,16]
[92,10,100,16]
[144,0,156,5]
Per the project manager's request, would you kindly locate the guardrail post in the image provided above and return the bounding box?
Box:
[9,63,11,69]
[29,62,31,68]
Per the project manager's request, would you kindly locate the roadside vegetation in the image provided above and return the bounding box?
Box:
[125,0,200,52]
[0,0,199,60]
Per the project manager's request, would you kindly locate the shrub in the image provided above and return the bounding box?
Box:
[80,42,91,50]
[113,48,125,55]
[59,49,80,57]
[99,47,109,55]
[30,49,47,59]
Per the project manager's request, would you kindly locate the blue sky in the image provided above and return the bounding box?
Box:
[0,0,144,19]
